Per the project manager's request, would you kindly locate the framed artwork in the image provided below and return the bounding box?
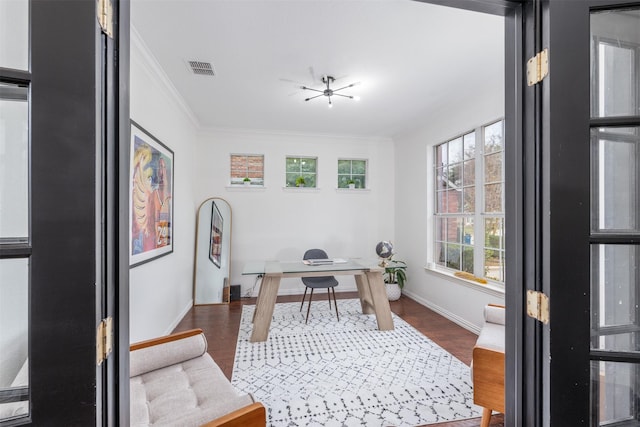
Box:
[129,120,174,267]
[209,200,223,268]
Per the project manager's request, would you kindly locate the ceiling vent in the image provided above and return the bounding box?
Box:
[187,60,215,76]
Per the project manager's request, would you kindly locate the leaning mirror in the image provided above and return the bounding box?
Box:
[193,198,232,304]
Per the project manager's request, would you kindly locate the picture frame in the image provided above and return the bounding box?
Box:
[129,120,174,267]
[209,200,223,268]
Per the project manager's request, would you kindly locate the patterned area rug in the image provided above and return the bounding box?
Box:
[231,299,482,427]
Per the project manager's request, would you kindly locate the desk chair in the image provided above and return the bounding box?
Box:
[301,249,339,324]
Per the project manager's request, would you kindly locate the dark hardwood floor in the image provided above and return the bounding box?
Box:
[173,292,504,427]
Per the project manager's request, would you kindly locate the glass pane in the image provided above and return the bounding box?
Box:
[591,128,639,232]
[286,157,300,173]
[591,9,640,118]
[445,189,462,213]
[463,159,475,186]
[436,191,446,213]
[301,173,316,187]
[435,241,445,266]
[591,361,639,426]
[300,158,316,173]
[436,167,447,190]
[0,84,29,239]
[352,160,366,174]
[461,245,474,273]
[485,183,503,212]
[463,132,475,160]
[0,0,29,71]
[448,163,462,187]
[449,137,463,164]
[446,243,461,270]
[463,187,475,213]
[352,175,365,188]
[463,217,474,245]
[484,121,504,154]
[447,218,461,243]
[591,245,638,352]
[436,143,447,166]
[435,217,445,242]
[485,218,504,282]
[337,160,350,174]
[0,258,29,422]
[484,152,503,183]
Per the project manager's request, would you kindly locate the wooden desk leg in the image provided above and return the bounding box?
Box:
[250,274,281,342]
[365,270,394,331]
[355,274,375,314]
[252,275,266,323]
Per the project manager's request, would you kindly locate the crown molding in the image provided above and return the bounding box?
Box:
[130,25,201,129]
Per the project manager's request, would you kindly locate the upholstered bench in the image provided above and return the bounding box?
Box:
[130,328,265,427]
[472,304,505,427]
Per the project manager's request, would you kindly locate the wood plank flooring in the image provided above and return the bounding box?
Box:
[173,292,504,427]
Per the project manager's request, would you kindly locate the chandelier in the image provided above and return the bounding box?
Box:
[300,75,360,108]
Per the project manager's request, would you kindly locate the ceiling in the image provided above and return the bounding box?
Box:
[131,0,504,138]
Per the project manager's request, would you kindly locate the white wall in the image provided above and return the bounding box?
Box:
[393,81,506,333]
[129,30,200,343]
[195,129,395,296]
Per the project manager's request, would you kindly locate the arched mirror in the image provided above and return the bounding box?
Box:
[193,198,232,304]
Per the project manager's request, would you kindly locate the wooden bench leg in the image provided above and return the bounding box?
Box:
[481,407,492,427]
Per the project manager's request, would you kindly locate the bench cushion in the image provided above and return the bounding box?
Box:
[130,351,253,426]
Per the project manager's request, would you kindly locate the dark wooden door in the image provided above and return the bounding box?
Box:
[527,0,640,425]
[0,1,128,425]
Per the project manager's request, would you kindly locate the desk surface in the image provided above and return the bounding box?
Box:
[242,258,383,275]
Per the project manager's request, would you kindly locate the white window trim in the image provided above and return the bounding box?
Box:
[229,153,265,187]
[337,158,368,189]
[284,155,318,188]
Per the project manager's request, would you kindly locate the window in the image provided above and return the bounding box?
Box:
[285,156,317,187]
[230,154,264,186]
[337,159,367,189]
[433,119,505,284]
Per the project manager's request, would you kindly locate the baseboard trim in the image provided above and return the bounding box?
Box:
[401,290,481,335]
[166,299,194,336]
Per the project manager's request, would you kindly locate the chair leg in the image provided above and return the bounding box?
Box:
[480,407,492,427]
[327,288,332,310]
[300,287,308,312]
[332,287,339,321]
[305,288,314,324]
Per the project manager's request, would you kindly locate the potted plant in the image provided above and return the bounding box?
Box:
[295,176,306,187]
[383,257,407,301]
[243,177,251,186]
[347,179,356,189]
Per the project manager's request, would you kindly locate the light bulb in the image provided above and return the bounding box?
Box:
[353,96,361,102]
[328,102,333,109]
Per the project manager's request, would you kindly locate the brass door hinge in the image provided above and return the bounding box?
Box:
[97,0,113,38]
[527,290,549,324]
[96,317,113,365]
[527,48,549,86]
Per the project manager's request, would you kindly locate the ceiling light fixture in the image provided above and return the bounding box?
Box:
[300,75,360,108]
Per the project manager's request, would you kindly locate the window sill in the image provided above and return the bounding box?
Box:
[335,188,370,193]
[424,265,505,297]
[225,185,266,191]
[282,186,321,192]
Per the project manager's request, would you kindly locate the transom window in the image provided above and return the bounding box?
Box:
[337,159,367,189]
[230,154,264,186]
[433,119,505,284]
[286,156,317,188]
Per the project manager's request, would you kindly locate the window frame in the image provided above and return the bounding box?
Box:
[285,156,318,188]
[230,153,264,186]
[337,158,367,189]
[432,119,505,286]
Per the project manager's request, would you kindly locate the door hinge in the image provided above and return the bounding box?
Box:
[96,316,114,365]
[526,48,549,86]
[526,290,549,324]
[97,0,114,38]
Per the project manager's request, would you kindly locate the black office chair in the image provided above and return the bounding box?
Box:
[301,249,339,324]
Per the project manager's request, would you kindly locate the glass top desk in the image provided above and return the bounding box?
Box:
[242,259,394,342]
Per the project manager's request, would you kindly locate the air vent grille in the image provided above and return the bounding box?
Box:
[188,61,215,76]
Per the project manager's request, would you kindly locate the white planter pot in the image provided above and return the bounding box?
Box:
[385,282,401,301]
[243,181,251,186]
[348,184,355,189]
